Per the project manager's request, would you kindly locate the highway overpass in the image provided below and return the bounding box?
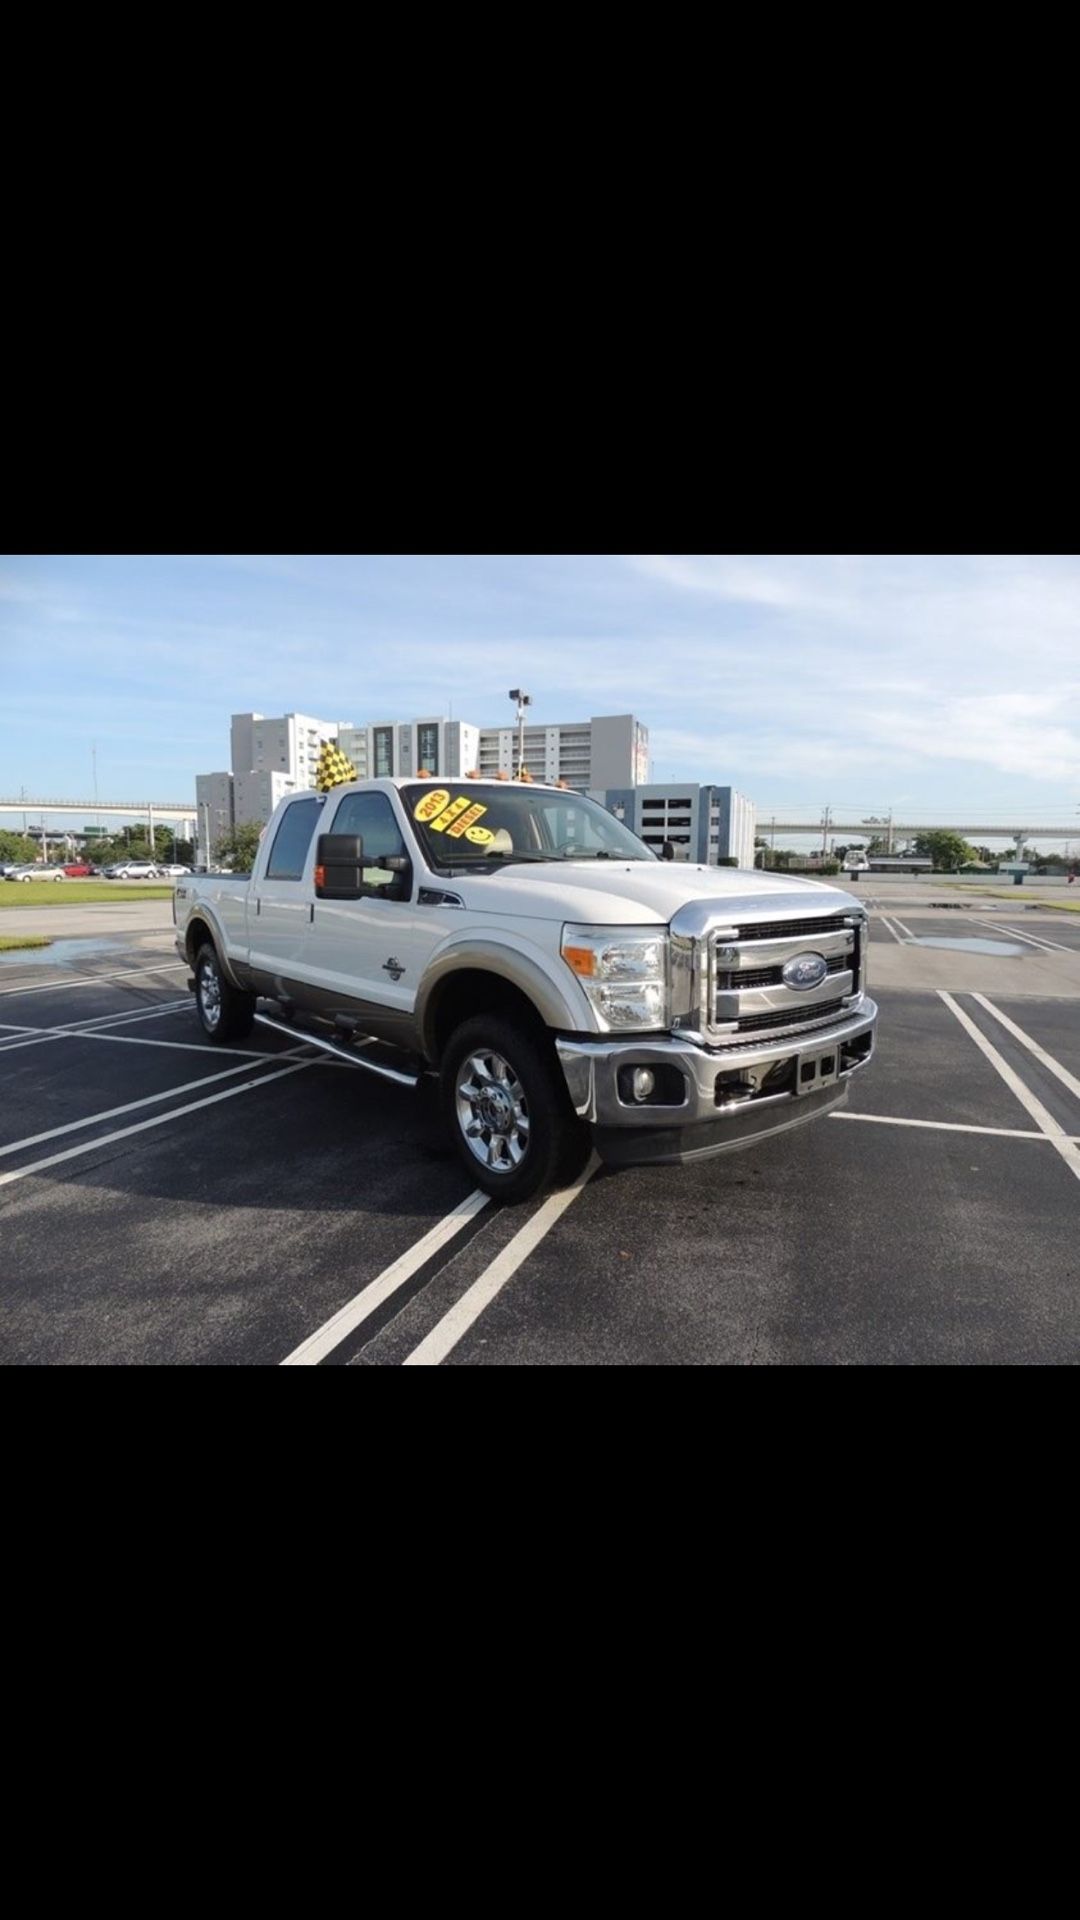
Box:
[0,798,196,824]
[759,821,1076,843]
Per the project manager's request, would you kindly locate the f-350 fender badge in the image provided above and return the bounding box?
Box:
[382,957,406,981]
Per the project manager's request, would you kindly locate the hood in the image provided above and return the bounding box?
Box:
[452,861,862,926]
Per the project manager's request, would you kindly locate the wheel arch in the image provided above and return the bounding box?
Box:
[419,947,586,1066]
[185,911,245,988]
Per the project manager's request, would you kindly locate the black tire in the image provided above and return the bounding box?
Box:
[194,942,256,1043]
[440,1013,591,1203]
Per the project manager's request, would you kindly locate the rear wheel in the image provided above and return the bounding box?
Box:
[194,942,256,1043]
[441,1014,590,1203]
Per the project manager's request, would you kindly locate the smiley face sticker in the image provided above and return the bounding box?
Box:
[465,824,494,844]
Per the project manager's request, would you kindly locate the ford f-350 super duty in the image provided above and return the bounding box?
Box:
[174,777,877,1201]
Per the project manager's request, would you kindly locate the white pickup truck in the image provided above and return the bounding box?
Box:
[174,777,877,1200]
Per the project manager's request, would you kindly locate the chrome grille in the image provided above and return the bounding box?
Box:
[708,913,864,1044]
[730,997,845,1034]
[727,913,849,942]
[716,954,848,991]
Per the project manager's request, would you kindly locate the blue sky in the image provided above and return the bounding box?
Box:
[2,554,1079,847]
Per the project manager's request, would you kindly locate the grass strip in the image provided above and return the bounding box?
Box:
[0,882,173,907]
[0,934,53,951]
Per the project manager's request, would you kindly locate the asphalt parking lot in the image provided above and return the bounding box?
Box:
[2,888,1078,1365]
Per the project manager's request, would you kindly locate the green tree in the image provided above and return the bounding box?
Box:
[213,823,263,871]
[0,830,40,864]
[913,830,976,871]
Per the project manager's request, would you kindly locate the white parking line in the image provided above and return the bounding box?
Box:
[977,921,1071,953]
[876,915,906,944]
[0,961,187,998]
[280,1190,492,1365]
[73,1030,286,1058]
[0,1045,317,1160]
[970,995,1080,1104]
[0,1059,317,1193]
[403,1155,600,1366]
[888,914,917,939]
[938,992,1080,1184]
[831,1112,1079,1141]
[0,1001,192,1054]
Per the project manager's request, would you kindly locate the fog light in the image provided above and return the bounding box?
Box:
[632,1068,656,1102]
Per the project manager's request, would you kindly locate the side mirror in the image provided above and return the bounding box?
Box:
[661,839,676,862]
[315,833,364,899]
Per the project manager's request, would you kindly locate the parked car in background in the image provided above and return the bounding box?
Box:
[157,864,191,877]
[4,864,65,881]
[62,861,98,877]
[104,861,162,879]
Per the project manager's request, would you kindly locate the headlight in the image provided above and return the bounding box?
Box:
[561,925,670,1031]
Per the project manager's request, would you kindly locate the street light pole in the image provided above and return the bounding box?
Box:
[508,688,532,777]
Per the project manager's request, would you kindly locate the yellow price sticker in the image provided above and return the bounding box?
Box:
[429,795,473,833]
[413,789,451,823]
[446,803,488,839]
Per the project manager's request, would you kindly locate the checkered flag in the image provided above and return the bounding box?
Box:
[314,739,358,792]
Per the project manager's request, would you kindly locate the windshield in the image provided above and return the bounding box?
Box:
[402,784,656,869]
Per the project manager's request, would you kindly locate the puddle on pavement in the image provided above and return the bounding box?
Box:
[0,935,134,969]
[905,936,1027,956]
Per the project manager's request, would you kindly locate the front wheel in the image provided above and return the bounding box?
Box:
[194,942,256,1043]
[441,1014,590,1203]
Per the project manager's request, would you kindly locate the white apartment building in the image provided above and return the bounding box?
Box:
[230,711,347,790]
[336,718,480,783]
[477,713,649,788]
[195,711,348,850]
[234,768,298,828]
[195,708,653,849]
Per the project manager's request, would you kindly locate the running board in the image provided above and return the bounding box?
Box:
[254,1011,420,1087]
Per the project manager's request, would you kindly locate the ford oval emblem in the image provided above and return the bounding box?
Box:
[782,952,828,991]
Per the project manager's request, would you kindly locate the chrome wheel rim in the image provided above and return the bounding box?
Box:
[456,1049,530,1173]
[198,961,222,1030]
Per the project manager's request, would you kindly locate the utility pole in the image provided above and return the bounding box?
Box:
[40,814,48,866]
[886,808,894,854]
[147,804,155,854]
[821,806,831,858]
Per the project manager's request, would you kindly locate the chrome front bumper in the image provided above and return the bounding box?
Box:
[555,999,877,1167]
